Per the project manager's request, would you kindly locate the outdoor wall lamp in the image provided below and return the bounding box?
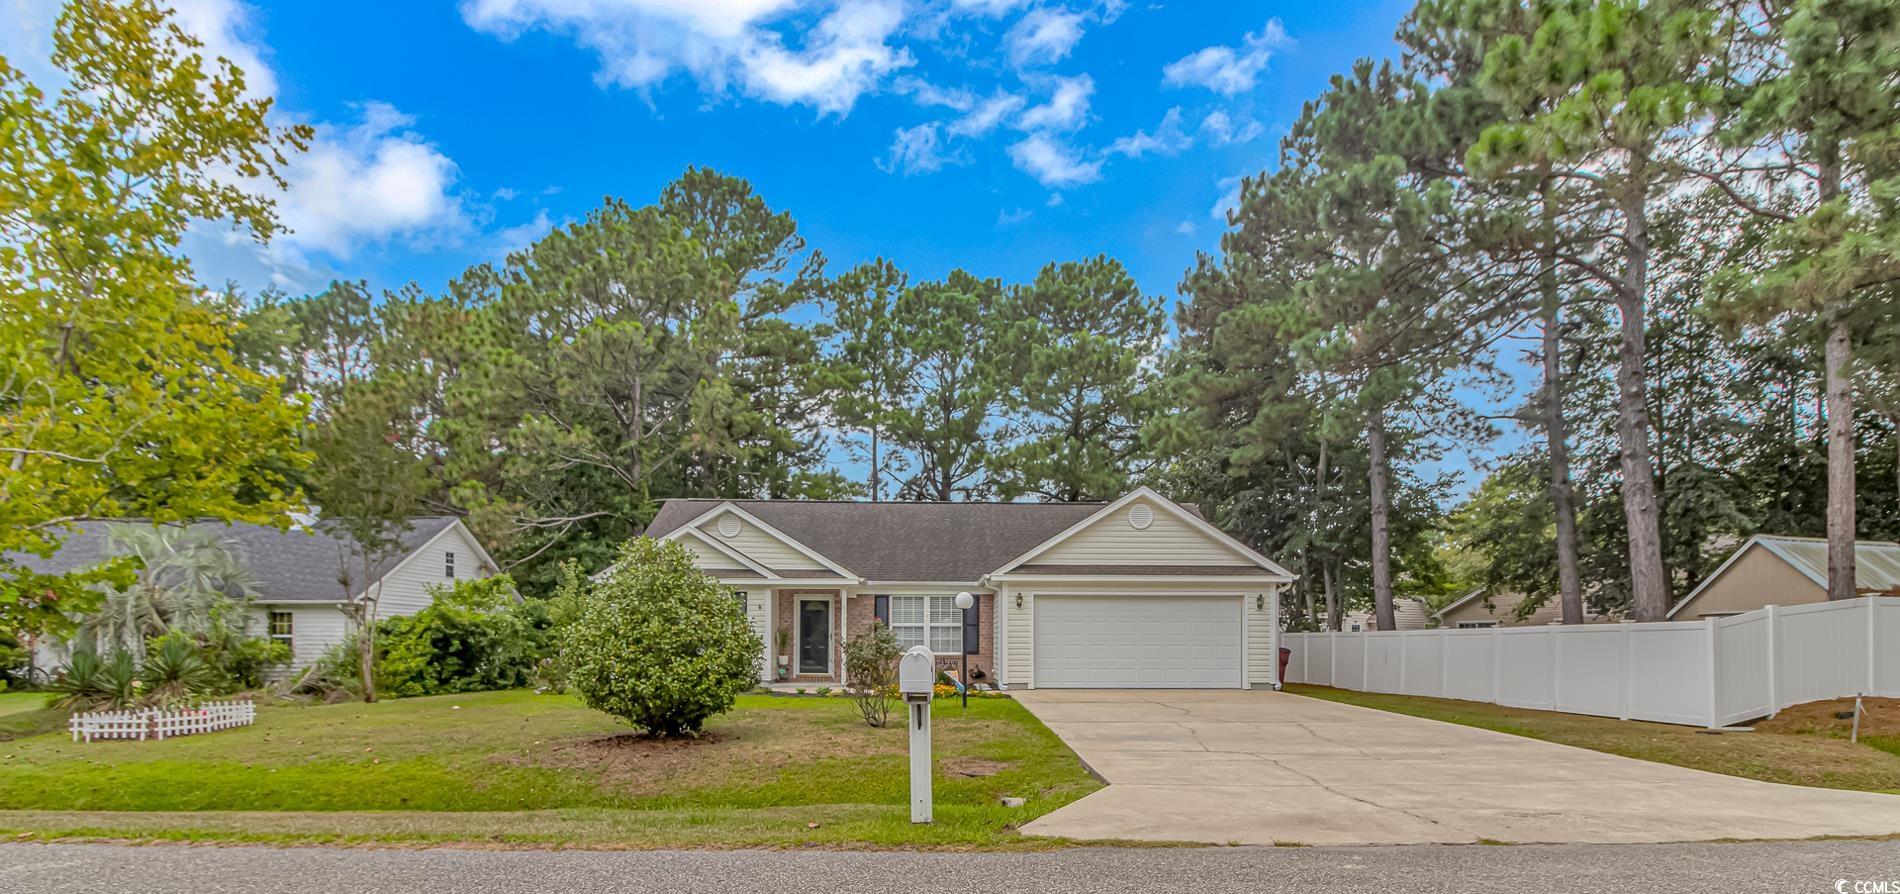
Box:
[1014,594,1023,610]
[1257,594,1266,611]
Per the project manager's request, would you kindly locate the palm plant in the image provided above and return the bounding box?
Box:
[78,525,257,657]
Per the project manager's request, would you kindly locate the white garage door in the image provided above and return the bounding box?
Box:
[1033,595,1243,688]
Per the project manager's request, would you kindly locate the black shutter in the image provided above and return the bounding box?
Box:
[874,594,889,627]
[962,597,981,654]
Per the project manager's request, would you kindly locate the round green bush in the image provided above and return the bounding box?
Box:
[558,538,762,737]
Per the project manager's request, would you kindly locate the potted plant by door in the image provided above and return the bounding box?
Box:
[775,629,791,680]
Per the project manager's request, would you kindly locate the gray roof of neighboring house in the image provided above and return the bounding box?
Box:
[644,498,1214,582]
[13,517,464,603]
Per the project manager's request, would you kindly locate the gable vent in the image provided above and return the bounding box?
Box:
[1128,504,1154,530]
[716,515,742,538]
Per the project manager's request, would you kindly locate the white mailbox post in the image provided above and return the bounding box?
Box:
[898,645,936,823]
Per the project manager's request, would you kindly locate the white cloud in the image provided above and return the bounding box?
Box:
[1004,7,1085,68]
[165,0,280,100]
[895,75,975,111]
[462,0,911,115]
[494,208,554,255]
[1198,109,1264,145]
[1015,74,1092,131]
[953,0,1031,16]
[878,122,963,174]
[121,2,473,280]
[948,91,1026,137]
[1046,192,1064,207]
[1174,219,1196,236]
[1107,106,1190,158]
[264,102,466,261]
[1163,19,1286,95]
[1008,133,1101,187]
[996,206,1034,225]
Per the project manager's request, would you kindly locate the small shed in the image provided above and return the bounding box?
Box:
[1667,535,1900,620]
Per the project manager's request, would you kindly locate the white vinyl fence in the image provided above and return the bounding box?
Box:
[1282,596,1900,728]
[68,700,256,743]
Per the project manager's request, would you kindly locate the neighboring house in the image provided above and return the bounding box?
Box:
[1666,534,1900,620]
[629,487,1295,690]
[1432,589,1607,628]
[1341,597,1431,632]
[22,517,498,674]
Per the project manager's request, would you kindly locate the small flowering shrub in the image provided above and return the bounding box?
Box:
[557,539,762,738]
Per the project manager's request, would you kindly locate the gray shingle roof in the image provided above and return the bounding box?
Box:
[12,517,463,603]
[644,499,1211,582]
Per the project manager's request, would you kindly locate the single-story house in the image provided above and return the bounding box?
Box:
[22,517,498,674]
[1666,534,1900,620]
[1342,597,1431,632]
[634,487,1295,690]
[1432,589,1609,628]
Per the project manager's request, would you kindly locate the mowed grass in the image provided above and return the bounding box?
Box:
[0,692,47,717]
[0,690,1104,848]
[1287,684,1900,794]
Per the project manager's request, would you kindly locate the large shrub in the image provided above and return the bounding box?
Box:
[558,539,761,737]
[377,576,545,697]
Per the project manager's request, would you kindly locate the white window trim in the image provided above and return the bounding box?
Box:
[267,610,294,649]
[888,594,966,656]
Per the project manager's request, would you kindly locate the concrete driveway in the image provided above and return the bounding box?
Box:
[1015,689,1900,846]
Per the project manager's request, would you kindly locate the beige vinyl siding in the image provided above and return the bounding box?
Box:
[674,530,747,569]
[1675,545,1828,618]
[697,512,828,572]
[740,588,772,680]
[993,585,1010,685]
[1031,498,1251,566]
[1006,592,1034,689]
[1246,591,1274,685]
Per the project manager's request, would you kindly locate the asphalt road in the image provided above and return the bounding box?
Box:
[4,841,1898,894]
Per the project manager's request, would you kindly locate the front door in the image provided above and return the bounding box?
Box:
[797,599,831,675]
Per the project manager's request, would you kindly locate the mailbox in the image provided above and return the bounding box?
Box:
[898,644,935,823]
[899,645,935,698]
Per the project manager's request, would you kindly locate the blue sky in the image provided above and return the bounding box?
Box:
[8,0,1517,490]
[7,0,1414,301]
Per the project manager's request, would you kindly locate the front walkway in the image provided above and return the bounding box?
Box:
[1014,689,1900,846]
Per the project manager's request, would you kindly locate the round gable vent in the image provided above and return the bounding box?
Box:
[1128,504,1155,530]
[716,515,742,538]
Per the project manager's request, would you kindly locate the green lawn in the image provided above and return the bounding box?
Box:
[0,692,47,717]
[0,690,1106,848]
[1287,684,1900,794]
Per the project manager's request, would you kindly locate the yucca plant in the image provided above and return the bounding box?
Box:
[141,635,214,705]
[94,651,143,710]
[47,650,108,710]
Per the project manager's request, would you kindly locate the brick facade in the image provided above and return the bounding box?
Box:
[769,590,996,687]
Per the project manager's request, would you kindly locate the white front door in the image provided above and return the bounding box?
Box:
[1033,595,1243,688]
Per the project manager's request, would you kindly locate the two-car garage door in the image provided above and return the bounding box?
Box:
[1032,595,1243,688]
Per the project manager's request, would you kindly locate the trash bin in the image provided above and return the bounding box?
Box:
[1278,647,1292,683]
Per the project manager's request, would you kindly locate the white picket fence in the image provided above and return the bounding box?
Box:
[68,700,256,743]
[1282,596,1900,728]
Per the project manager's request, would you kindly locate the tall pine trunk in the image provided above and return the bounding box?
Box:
[1539,183,1585,624]
[1818,155,1857,601]
[1367,407,1395,631]
[1613,169,1671,621]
